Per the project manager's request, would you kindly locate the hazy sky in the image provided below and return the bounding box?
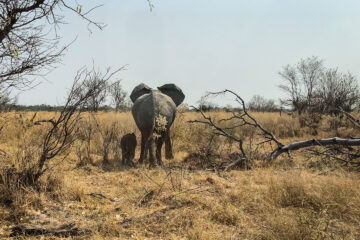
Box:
[18,0,360,106]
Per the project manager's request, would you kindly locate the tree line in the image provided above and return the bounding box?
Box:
[197,57,360,113]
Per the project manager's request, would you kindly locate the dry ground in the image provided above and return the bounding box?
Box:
[1,111,360,239]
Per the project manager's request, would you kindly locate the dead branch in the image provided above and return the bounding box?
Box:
[223,158,248,172]
[190,89,360,167]
[269,137,360,162]
[10,222,87,237]
[338,107,360,128]
[34,119,56,126]
[146,0,155,12]
[188,107,247,158]
[60,1,106,30]
[33,66,123,182]
[0,1,105,93]
[137,190,155,206]
[189,89,285,163]
[87,192,115,202]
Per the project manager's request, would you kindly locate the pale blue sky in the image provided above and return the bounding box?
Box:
[18,0,360,106]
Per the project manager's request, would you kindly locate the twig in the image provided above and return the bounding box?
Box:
[338,107,360,128]
[188,107,247,158]
[60,1,106,30]
[136,190,155,206]
[223,158,247,171]
[87,193,115,202]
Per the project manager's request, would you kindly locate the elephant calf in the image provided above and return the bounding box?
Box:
[120,133,137,166]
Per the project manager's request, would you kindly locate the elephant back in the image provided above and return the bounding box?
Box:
[157,84,185,107]
[132,91,177,132]
[131,93,156,131]
[130,83,152,103]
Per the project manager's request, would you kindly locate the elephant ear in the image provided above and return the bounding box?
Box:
[130,83,152,103]
[157,84,185,106]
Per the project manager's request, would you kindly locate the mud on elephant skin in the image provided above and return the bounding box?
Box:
[130,83,185,167]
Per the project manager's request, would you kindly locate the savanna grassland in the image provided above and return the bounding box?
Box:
[1,109,360,239]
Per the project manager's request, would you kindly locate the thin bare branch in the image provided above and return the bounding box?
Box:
[338,107,360,128]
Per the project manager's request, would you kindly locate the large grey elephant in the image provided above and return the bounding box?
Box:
[130,83,185,167]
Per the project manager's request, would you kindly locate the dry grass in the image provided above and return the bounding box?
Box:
[0,110,360,239]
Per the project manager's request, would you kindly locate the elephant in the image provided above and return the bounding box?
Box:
[120,133,137,166]
[130,83,185,167]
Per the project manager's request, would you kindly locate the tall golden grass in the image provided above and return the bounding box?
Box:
[0,110,360,239]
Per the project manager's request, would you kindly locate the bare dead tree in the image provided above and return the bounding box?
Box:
[75,115,95,166]
[317,70,360,114]
[80,65,129,112]
[188,106,247,159]
[82,67,110,112]
[278,57,360,115]
[247,95,278,112]
[110,80,130,112]
[189,89,360,168]
[90,114,120,167]
[279,57,323,114]
[32,66,122,182]
[0,1,104,103]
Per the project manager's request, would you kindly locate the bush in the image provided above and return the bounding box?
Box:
[248,95,278,112]
[279,56,360,115]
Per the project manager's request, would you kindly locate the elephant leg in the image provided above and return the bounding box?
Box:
[128,158,135,167]
[148,137,157,168]
[139,132,150,164]
[125,153,130,166]
[123,152,131,166]
[156,136,164,166]
[128,149,135,167]
[165,130,174,159]
[126,152,135,167]
[121,148,126,166]
[144,143,149,160]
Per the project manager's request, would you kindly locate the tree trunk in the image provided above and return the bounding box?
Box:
[269,137,360,162]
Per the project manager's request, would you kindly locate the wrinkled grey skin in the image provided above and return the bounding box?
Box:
[121,133,137,166]
[130,83,185,167]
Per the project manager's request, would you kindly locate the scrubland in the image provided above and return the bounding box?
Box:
[0,110,360,239]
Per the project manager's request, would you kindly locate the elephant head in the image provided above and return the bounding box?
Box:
[130,83,185,107]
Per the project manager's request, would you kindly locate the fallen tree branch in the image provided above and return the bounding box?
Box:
[10,222,87,237]
[269,137,360,162]
[338,107,360,128]
[34,119,56,126]
[188,108,247,158]
[223,158,248,171]
[190,89,360,167]
[87,192,115,202]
